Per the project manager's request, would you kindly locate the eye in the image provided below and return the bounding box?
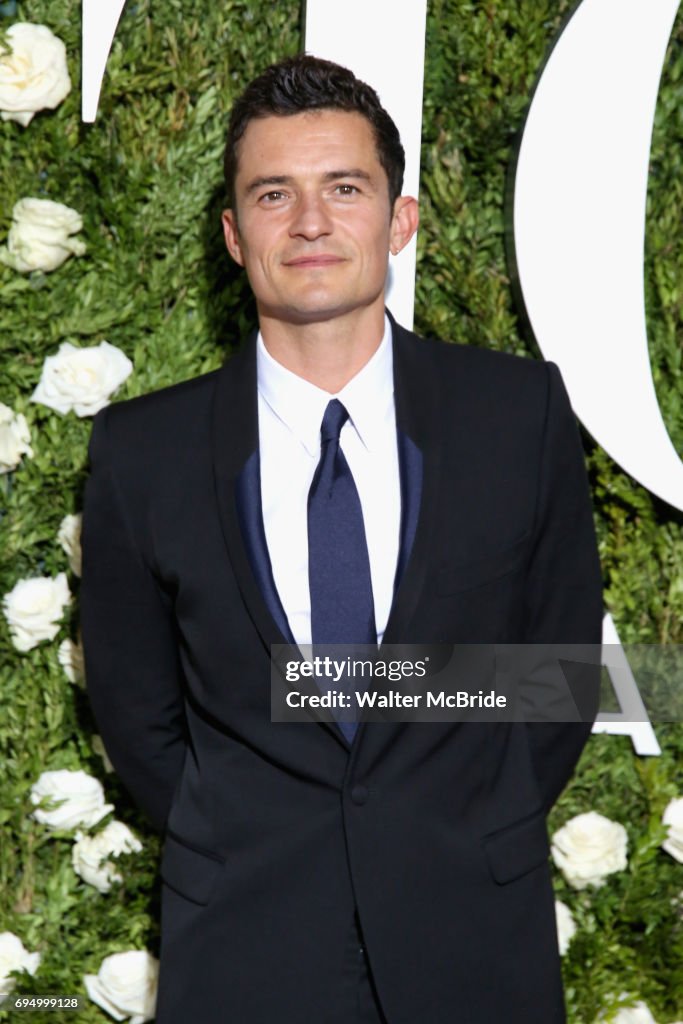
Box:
[259,190,287,203]
[334,184,360,196]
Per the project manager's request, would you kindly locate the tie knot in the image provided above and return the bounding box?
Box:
[320,399,349,445]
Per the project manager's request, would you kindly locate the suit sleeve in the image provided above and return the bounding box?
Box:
[521,361,603,812]
[80,407,188,833]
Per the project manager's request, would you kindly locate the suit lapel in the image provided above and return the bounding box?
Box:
[211,334,289,651]
[382,314,441,646]
[234,450,296,646]
[393,428,423,594]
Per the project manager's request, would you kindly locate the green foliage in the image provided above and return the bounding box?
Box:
[551,729,683,1021]
[0,1,681,1021]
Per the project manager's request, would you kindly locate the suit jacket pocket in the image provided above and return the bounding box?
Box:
[161,829,225,905]
[436,532,530,595]
[482,808,550,885]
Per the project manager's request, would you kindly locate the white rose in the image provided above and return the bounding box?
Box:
[0,402,33,473]
[3,572,70,652]
[607,1002,657,1024]
[0,197,85,273]
[84,950,158,1024]
[57,512,82,575]
[58,637,85,686]
[0,23,71,127]
[31,341,132,417]
[72,821,142,894]
[554,899,577,956]
[30,769,113,830]
[551,811,628,889]
[92,735,114,773]
[0,932,41,1005]
[662,796,683,863]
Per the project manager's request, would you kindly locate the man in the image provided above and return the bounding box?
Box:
[81,55,602,1023]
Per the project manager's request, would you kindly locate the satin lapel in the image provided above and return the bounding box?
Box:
[211,334,287,653]
[393,428,423,594]
[235,450,296,646]
[381,313,442,647]
[211,335,350,750]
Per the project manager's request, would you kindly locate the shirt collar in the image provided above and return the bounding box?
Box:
[256,314,394,456]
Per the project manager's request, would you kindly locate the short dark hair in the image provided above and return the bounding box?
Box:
[223,54,405,210]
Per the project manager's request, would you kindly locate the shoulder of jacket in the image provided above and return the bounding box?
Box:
[99,367,220,433]
[431,334,548,377]
[88,368,222,472]
[400,323,552,394]
[110,367,219,417]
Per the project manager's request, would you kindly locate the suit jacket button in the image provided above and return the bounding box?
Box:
[351,785,368,806]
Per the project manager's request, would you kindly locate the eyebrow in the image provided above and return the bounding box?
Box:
[243,169,374,195]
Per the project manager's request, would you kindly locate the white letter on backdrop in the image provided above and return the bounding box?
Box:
[82,0,127,123]
[513,0,682,510]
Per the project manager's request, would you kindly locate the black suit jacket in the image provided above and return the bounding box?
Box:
[80,315,603,1024]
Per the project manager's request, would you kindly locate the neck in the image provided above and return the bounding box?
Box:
[258,304,386,393]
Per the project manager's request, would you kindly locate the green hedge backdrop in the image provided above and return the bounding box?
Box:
[1,0,682,1020]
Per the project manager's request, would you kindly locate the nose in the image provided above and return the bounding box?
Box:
[288,191,333,241]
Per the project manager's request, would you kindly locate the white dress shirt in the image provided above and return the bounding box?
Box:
[257,315,401,646]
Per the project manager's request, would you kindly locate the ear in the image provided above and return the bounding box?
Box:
[222,209,244,266]
[388,196,419,256]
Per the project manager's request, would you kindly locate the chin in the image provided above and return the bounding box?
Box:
[279,288,383,320]
[259,296,351,324]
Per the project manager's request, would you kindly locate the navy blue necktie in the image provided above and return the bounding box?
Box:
[308,400,376,741]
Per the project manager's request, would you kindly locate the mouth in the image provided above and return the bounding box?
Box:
[283,255,345,268]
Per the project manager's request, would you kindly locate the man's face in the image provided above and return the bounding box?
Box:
[222,109,416,326]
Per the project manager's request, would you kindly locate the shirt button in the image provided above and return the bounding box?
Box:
[351,785,368,806]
